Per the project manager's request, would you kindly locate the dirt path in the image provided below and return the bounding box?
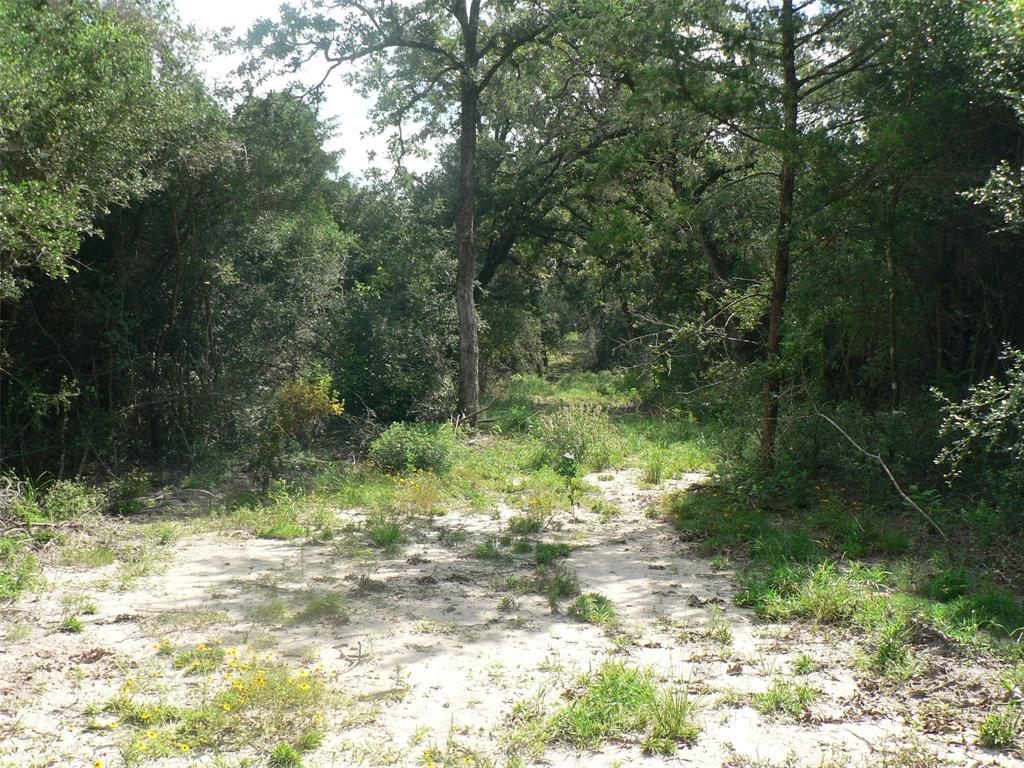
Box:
[0,468,1018,767]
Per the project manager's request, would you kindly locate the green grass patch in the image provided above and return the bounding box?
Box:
[548,661,698,754]
[752,679,816,719]
[534,542,572,565]
[567,593,617,627]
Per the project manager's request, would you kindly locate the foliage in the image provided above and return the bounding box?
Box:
[936,345,1024,489]
[368,423,455,474]
[533,403,618,470]
[548,661,698,753]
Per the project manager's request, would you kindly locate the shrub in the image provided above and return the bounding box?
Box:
[41,480,105,521]
[533,403,618,470]
[368,422,454,474]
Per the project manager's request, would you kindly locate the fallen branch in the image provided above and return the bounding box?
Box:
[811,406,948,543]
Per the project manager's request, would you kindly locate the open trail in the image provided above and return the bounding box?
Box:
[0,460,1019,768]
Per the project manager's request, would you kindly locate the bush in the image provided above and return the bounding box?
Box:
[368,422,454,474]
[533,403,618,470]
[41,480,105,521]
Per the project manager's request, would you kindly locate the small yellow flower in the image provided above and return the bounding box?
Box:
[93,761,104,768]
[299,682,310,691]
[196,643,209,651]
[222,703,232,712]
[139,711,151,720]
[179,743,191,753]
[254,675,266,687]
[146,730,157,739]
[299,669,309,678]
[106,720,119,729]
[134,742,148,752]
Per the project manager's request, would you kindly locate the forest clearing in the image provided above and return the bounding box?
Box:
[2,373,1023,767]
[2,0,1024,766]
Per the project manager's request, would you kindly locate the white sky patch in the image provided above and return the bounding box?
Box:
[175,0,436,177]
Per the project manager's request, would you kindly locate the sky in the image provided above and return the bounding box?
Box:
[174,0,433,177]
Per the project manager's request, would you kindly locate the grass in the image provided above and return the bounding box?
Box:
[791,653,816,675]
[668,484,1024,665]
[567,593,617,627]
[59,615,85,633]
[365,514,404,551]
[545,661,699,755]
[104,642,328,762]
[752,679,817,720]
[534,541,571,565]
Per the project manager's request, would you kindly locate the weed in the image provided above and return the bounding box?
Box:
[534,542,571,565]
[568,593,617,627]
[292,592,348,625]
[753,679,816,720]
[530,564,580,609]
[978,706,1021,749]
[365,514,404,551]
[507,513,544,535]
[109,644,327,760]
[269,743,302,767]
[534,403,618,471]
[437,527,468,546]
[549,661,699,752]
[498,596,518,612]
[41,480,105,520]
[791,653,816,676]
[260,521,305,540]
[643,689,700,756]
[472,539,509,561]
[642,451,667,485]
[59,615,85,633]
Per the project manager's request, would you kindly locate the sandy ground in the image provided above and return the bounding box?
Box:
[1,468,1020,767]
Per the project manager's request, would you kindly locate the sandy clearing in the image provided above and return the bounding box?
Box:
[1,468,1020,768]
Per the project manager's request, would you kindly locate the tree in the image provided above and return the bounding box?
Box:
[247,0,560,422]
[0,0,208,300]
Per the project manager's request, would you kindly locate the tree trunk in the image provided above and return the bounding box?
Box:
[886,205,899,408]
[456,80,481,423]
[759,0,799,464]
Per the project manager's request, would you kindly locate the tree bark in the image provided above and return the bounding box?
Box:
[759,0,799,464]
[456,77,481,422]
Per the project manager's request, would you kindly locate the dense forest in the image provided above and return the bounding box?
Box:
[2,0,1024,766]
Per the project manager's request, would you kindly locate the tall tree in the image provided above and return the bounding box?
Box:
[247,0,559,422]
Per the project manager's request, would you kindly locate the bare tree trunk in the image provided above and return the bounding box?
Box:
[455,79,481,423]
[759,0,799,464]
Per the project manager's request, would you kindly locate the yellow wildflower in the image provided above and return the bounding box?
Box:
[179,743,191,753]
[146,730,157,739]
[92,761,103,768]
[222,703,232,712]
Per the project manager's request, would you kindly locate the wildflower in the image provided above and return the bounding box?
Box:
[179,743,191,753]
[222,703,232,712]
[254,675,266,687]
[134,742,148,752]
[106,720,119,729]
[139,711,151,720]
[299,682,311,691]
[92,761,103,768]
[299,669,309,678]
[146,730,158,739]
